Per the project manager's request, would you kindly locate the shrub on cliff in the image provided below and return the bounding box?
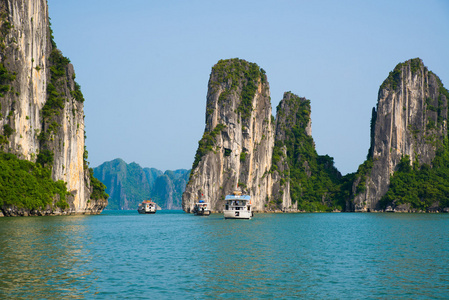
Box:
[211,59,265,122]
[272,93,343,211]
[0,152,69,210]
[380,142,449,210]
[191,123,226,170]
[89,168,109,200]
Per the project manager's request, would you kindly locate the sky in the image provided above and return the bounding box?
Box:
[47,0,449,175]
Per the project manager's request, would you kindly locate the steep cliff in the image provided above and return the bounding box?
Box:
[93,158,189,210]
[183,57,449,214]
[182,58,275,212]
[352,58,449,211]
[151,170,189,210]
[0,0,107,215]
[271,92,342,211]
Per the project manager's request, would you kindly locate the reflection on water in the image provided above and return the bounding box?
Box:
[1,211,448,299]
[0,215,94,299]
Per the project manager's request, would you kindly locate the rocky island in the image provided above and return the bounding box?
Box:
[182,59,274,213]
[93,158,189,210]
[183,58,449,213]
[0,0,107,216]
[352,58,449,212]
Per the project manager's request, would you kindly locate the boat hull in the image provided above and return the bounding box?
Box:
[224,210,252,219]
[194,210,211,216]
[138,210,156,214]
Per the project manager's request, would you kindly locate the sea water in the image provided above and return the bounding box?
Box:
[0,211,448,299]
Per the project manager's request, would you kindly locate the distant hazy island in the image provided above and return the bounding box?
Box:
[93,159,189,210]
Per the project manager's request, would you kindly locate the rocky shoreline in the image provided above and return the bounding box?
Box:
[0,197,107,217]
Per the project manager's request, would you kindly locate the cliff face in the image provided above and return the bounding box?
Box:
[93,158,189,210]
[0,0,106,214]
[182,59,275,212]
[270,92,312,211]
[0,0,49,158]
[271,92,342,212]
[152,170,189,210]
[94,159,150,210]
[353,58,448,211]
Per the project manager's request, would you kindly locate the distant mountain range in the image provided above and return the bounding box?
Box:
[93,159,190,210]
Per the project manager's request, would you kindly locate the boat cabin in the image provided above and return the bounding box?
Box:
[138,200,157,214]
[223,192,252,219]
[193,200,211,216]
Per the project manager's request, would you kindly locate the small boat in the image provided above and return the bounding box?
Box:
[385,206,394,213]
[193,200,211,216]
[137,200,157,214]
[223,191,253,219]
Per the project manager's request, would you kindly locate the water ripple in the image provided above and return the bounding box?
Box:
[1,211,448,299]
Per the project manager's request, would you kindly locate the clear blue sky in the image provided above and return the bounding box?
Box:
[47,0,449,175]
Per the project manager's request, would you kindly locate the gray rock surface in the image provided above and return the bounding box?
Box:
[353,58,448,211]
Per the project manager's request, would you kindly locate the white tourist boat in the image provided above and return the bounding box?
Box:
[223,191,253,219]
[193,200,211,216]
[137,200,157,214]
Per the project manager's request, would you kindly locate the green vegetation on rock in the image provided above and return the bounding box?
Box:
[0,15,17,143]
[191,123,226,170]
[353,158,373,195]
[211,58,265,121]
[0,62,15,98]
[0,11,13,51]
[89,168,109,200]
[272,93,343,211]
[71,82,85,103]
[380,64,402,91]
[36,149,54,167]
[379,79,449,211]
[380,143,449,210]
[40,25,86,144]
[0,152,69,210]
[380,58,423,91]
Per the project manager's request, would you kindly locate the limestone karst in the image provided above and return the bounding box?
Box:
[183,57,449,213]
[93,158,189,210]
[182,59,274,212]
[182,59,342,212]
[0,0,107,216]
[352,58,449,212]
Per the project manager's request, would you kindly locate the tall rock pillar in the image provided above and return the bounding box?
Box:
[182,59,274,212]
[0,0,107,214]
[353,58,448,211]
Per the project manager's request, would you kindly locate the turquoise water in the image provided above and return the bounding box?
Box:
[1,211,448,299]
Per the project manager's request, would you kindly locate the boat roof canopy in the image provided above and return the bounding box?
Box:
[142,200,155,204]
[225,194,251,201]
